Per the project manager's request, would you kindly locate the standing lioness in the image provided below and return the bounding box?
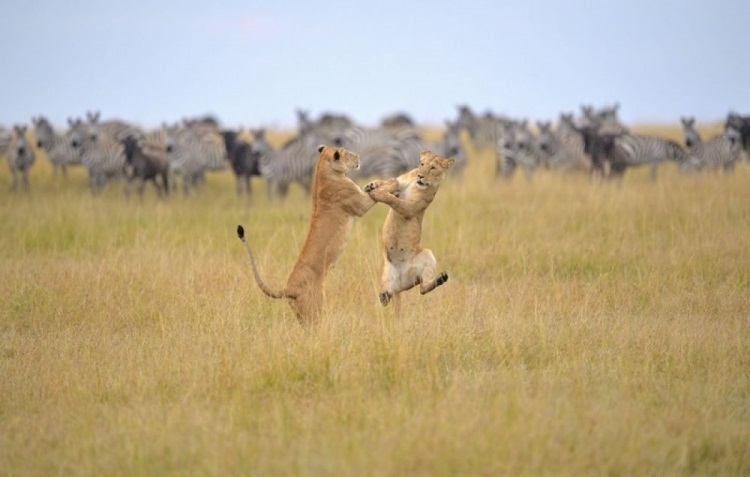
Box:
[237,145,376,324]
[365,150,454,317]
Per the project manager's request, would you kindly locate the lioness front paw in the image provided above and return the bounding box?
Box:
[364,180,383,193]
[380,178,400,194]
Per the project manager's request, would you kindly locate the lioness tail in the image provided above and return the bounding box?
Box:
[236,225,289,299]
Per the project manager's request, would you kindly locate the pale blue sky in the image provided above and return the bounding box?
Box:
[1,0,748,129]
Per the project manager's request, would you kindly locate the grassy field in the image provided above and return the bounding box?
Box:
[1,126,749,476]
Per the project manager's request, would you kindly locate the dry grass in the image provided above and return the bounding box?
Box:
[1,125,749,476]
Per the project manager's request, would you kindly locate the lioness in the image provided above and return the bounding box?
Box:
[365,150,454,316]
[237,145,376,324]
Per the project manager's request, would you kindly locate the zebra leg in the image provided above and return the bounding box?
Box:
[137,177,147,197]
[276,181,290,199]
[10,167,18,191]
[22,168,30,192]
[648,163,659,181]
[125,175,134,197]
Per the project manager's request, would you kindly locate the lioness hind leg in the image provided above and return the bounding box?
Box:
[420,271,449,295]
[289,290,324,325]
[415,249,448,295]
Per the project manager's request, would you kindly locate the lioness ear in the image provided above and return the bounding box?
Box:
[444,158,455,168]
[333,150,340,161]
[318,145,326,153]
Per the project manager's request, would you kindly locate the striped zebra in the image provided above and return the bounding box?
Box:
[496,120,542,179]
[250,127,334,200]
[163,122,228,195]
[32,116,81,178]
[580,103,628,134]
[680,117,742,173]
[6,125,37,191]
[337,125,423,180]
[434,120,468,175]
[725,113,750,160]
[222,129,260,196]
[610,133,687,179]
[536,120,589,173]
[68,116,127,194]
[85,111,141,142]
[454,105,509,152]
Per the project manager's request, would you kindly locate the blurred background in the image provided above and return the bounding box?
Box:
[2,0,749,128]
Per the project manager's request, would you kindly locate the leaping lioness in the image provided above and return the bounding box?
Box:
[237,145,376,325]
[365,150,454,317]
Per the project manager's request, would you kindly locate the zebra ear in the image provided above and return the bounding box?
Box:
[318,145,326,153]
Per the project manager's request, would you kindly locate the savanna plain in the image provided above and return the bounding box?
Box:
[1,126,748,476]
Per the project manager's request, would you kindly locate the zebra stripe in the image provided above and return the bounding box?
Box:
[611,133,686,178]
[0,126,11,158]
[67,117,127,194]
[724,113,750,158]
[536,120,589,172]
[496,120,542,179]
[32,116,81,178]
[681,119,741,172]
[433,120,468,175]
[252,128,332,199]
[338,125,423,180]
[6,125,37,191]
[163,123,228,195]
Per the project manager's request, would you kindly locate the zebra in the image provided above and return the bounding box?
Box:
[536,120,589,173]
[380,112,415,132]
[32,116,81,178]
[336,125,424,180]
[681,117,742,173]
[580,103,629,134]
[163,122,228,195]
[121,134,169,198]
[6,125,37,191]
[222,129,261,196]
[0,126,11,158]
[249,126,335,200]
[67,116,127,194]
[85,111,140,142]
[496,120,542,179]
[725,112,750,160]
[434,120,468,175]
[454,105,509,152]
[610,133,687,179]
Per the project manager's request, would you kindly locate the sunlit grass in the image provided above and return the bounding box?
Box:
[1,125,749,476]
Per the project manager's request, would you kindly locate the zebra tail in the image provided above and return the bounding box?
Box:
[236,225,291,300]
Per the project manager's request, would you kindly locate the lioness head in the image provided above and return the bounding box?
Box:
[416,150,454,189]
[317,145,360,173]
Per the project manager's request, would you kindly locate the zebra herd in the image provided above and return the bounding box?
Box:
[0,109,467,197]
[0,105,748,195]
[456,104,749,180]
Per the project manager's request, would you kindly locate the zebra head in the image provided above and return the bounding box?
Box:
[680,117,700,149]
[66,117,87,152]
[725,123,742,146]
[161,122,181,154]
[32,116,54,150]
[536,121,554,153]
[12,125,31,158]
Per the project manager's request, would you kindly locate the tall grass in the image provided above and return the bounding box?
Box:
[1,126,748,476]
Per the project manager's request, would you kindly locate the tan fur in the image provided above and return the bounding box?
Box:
[238,145,376,325]
[366,150,454,316]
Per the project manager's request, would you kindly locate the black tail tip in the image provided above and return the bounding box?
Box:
[236,225,245,239]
